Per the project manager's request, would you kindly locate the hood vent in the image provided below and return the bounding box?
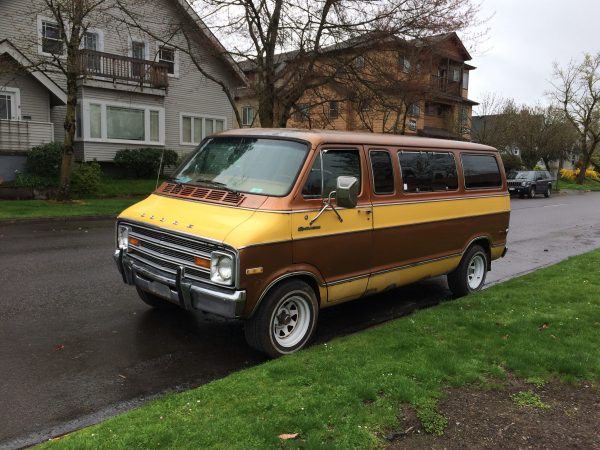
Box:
[156,182,245,206]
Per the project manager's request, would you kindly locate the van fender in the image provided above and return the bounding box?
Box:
[249,265,327,318]
[461,234,493,270]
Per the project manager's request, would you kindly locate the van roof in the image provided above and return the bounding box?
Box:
[219,128,497,152]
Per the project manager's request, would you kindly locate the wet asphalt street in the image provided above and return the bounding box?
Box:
[1,192,600,448]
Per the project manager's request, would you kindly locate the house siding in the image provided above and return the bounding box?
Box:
[0,57,50,122]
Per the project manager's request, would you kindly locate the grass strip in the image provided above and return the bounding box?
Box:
[557,177,600,191]
[41,250,600,449]
[0,198,143,220]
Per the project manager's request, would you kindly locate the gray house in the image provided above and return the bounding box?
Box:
[0,0,246,181]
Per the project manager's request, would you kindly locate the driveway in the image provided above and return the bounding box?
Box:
[1,192,599,448]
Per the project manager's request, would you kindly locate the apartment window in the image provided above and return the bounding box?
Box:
[398,54,411,73]
[398,151,458,192]
[370,150,394,195]
[328,101,339,119]
[461,154,501,189]
[181,115,226,145]
[407,103,420,117]
[462,71,469,89]
[450,68,460,82]
[295,103,310,121]
[159,46,176,75]
[41,20,63,55]
[241,106,255,126]
[359,99,371,112]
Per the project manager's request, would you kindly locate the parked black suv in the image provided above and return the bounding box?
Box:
[507,170,553,198]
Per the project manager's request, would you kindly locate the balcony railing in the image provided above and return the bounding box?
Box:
[0,119,54,152]
[430,75,462,97]
[77,49,169,89]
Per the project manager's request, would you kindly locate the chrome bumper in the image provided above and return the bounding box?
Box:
[114,249,246,319]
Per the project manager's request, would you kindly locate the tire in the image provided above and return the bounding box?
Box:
[447,245,488,298]
[136,287,178,309]
[244,279,319,358]
[528,186,536,198]
[544,185,551,198]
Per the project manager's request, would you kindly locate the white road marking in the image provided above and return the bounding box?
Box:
[543,203,568,208]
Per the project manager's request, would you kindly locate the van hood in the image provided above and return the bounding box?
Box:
[117,194,265,245]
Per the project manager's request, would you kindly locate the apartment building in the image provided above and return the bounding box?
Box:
[0,0,245,180]
[237,33,478,140]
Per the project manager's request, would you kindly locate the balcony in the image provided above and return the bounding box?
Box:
[0,119,54,152]
[430,75,462,97]
[77,49,169,90]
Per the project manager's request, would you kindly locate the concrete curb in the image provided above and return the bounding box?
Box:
[0,215,116,225]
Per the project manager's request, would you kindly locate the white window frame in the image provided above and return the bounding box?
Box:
[179,113,228,146]
[0,87,21,120]
[241,106,254,126]
[156,44,179,78]
[80,27,104,52]
[129,38,149,60]
[37,15,66,57]
[81,99,165,145]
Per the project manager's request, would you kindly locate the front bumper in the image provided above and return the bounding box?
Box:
[114,249,246,319]
[508,186,529,194]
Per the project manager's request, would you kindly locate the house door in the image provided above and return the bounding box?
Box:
[0,91,17,120]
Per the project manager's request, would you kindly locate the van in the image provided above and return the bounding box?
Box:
[114,129,510,357]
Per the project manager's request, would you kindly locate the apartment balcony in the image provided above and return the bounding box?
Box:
[430,75,462,98]
[0,119,54,153]
[77,49,169,92]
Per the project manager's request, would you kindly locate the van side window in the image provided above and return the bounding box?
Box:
[302,149,361,198]
[461,154,502,189]
[369,150,394,194]
[398,151,458,193]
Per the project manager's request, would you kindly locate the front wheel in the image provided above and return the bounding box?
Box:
[528,186,536,198]
[544,185,551,198]
[244,280,319,358]
[447,245,488,298]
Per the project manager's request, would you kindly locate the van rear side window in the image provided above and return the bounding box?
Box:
[461,154,502,189]
[369,150,394,194]
[398,151,458,193]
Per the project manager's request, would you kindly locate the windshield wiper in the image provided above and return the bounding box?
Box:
[194,178,239,195]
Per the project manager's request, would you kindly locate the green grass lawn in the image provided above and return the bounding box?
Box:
[41,250,600,449]
[0,178,159,220]
[557,177,600,191]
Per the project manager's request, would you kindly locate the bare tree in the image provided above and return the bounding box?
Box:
[195,0,481,128]
[550,53,600,184]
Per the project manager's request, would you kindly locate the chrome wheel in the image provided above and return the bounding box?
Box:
[467,254,486,290]
[271,293,311,349]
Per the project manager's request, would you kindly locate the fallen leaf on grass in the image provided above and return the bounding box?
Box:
[278,433,299,440]
[538,323,550,331]
[500,335,509,340]
[54,344,65,351]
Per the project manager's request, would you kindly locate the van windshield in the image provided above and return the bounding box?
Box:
[173,137,309,196]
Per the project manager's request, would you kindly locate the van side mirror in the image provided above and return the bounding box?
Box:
[336,176,358,209]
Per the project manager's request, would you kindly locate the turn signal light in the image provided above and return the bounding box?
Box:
[194,257,211,269]
[128,236,140,247]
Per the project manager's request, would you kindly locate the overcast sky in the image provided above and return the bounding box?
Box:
[469,0,600,112]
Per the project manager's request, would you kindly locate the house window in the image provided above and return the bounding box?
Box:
[107,106,145,141]
[41,20,63,55]
[150,111,160,142]
[328,101,339,119]
[0,93,14,120]
[295,103,310,121]
[83,31,102,72]
[89,104,102,139]
[241,106,255,126]
[158,46,176,76]
[131,41,146,59]
[407,103,420,116]
[83,32,99,50]
[398,54,411,73]
[181,115,226,145]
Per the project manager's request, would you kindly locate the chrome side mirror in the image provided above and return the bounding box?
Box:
[336,176,358,209]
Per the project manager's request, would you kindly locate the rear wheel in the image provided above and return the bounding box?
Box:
[528,186,536,198]
[448,245,488,298]
[544,185,552,198]
[244,280,319,358]
[136,287,178,309]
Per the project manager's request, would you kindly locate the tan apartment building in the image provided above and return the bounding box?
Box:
[236,33,478,140]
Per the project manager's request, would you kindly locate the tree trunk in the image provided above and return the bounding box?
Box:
[576,152,591,184]
[57,57,79,200]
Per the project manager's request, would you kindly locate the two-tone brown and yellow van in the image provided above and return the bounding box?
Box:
[114,129,510,356]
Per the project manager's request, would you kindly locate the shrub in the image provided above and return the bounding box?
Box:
[560,168,600,181]
[114,148,179,178]
[501,153,523,172]
[13,173,58,189]
[71,161,103,196]
[25,142,63,178]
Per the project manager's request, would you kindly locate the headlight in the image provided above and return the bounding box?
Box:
[521,181,527,186]
[117,224,129,250]
[211,252,234,286]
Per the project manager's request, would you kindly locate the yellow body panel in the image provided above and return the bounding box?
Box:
[290,207,372,240]
[372,195,510,229]
[327,278,369,304]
